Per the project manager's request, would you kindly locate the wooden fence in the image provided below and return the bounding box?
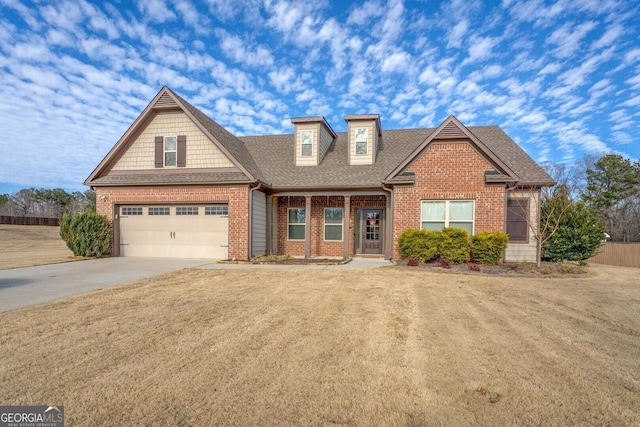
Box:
[588,242,640,268]
[0,215,60,226]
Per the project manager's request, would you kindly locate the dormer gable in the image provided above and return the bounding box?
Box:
[291,117,336,166]
[344,114,382,165]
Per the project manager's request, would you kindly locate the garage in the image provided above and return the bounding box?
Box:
[118,204,229,259]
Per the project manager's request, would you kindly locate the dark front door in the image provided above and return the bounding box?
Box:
[362,209,383,254]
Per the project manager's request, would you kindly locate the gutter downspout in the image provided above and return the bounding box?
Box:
[248,182,263,260]
[382,183,394,260]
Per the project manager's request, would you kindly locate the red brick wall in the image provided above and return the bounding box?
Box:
[95,186,249,260]
[392,142,505,258]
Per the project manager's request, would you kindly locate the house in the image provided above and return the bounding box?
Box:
[85,87,555,263]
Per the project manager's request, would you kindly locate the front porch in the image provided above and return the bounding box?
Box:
[266,192,392,260]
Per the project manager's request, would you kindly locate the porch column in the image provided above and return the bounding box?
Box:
[343,196,350,260]
[305,196,311,259]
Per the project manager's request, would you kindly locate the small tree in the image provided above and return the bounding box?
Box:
[60,212,112,257]
[542,194,605,262]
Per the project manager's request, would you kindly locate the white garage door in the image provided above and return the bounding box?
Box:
[119,204,229,259]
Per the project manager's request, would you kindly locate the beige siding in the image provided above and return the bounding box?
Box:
[112,112,234,170]
[348,121,375,165]
[505,190,539,263]
[295,124,318,166]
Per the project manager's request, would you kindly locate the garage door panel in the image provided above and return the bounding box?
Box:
[119,205,229,259]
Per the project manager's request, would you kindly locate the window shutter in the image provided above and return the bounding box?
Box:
[506,199,529,242]
[154,136,163,168]
[177,135,186,167]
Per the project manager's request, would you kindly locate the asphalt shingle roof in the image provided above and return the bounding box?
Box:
[240,126,554,188]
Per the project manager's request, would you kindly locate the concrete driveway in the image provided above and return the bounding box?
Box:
[0,258,212,312]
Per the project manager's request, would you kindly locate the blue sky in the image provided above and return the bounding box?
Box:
[1,0,639,194]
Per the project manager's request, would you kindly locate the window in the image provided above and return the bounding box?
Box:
[121,207,142,216]
[507,199,529,242]
[205,206,228,216]
[164,136,177,166]
[300,130,313,157]
[324,208,343,241]
[355,128,368,155]
[176,206,198,215]
[421,200,474,234]
[288,208,305,240]
[148,207,169,215]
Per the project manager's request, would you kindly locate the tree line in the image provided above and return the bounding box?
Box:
[0,188,95,219]
[543,153,640,243]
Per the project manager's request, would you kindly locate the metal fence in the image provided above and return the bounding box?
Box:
[0,215,60,226]
[588,242,640,268]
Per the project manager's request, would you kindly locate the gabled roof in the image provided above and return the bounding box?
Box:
[85,87,263,186]
[86,87,554,189]
[386,115,518,183]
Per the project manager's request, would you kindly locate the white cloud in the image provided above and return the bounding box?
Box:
[545,21,598,58]
[447,20,468,48]
[136,0,176,22]
[591,23,623,49]
[347,0,384,25]
[218,31,274,67]
[464,36,496,64]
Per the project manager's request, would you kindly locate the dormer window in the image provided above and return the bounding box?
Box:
[355,128,368,155]
[164,136,177,166]
[300,130,313,157]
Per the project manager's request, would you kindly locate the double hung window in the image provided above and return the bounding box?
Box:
[421,200,474,234]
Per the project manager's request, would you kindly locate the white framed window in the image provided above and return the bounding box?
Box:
[288,208,305,240]
[324,208,343,241]
[300,130,313,157]
[121,207,142,216]
[421,200,474,235]
[355,128,368,155]
[164,136,177,166]
[176,206,198,215]
[148,207,170,215]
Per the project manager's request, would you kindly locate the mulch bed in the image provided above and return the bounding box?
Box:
[393,259,589,276]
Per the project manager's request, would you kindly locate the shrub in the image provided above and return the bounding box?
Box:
[398,227,471,264]
[397,229,441,262]
[439,227,471,264]
[541,199,605,262]
[471,231,509,264]
[60,212,112,257]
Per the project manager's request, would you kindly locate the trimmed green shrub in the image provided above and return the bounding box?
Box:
[60,212,112,257]
[471,231,509,264]
[397,229,441,262]
[439,227,471,264]
[398,227,472,264]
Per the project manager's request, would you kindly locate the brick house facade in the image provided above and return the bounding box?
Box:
[86,87,554,263]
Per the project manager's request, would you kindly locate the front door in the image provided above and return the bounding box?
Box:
[362,209,383,254]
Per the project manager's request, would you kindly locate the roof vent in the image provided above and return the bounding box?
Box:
[154,92,178,109]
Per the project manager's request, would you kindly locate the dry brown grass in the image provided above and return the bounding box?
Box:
[0,224,77,269]
[1,265,639,426]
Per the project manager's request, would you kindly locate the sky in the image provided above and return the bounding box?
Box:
[1,0,639,194]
